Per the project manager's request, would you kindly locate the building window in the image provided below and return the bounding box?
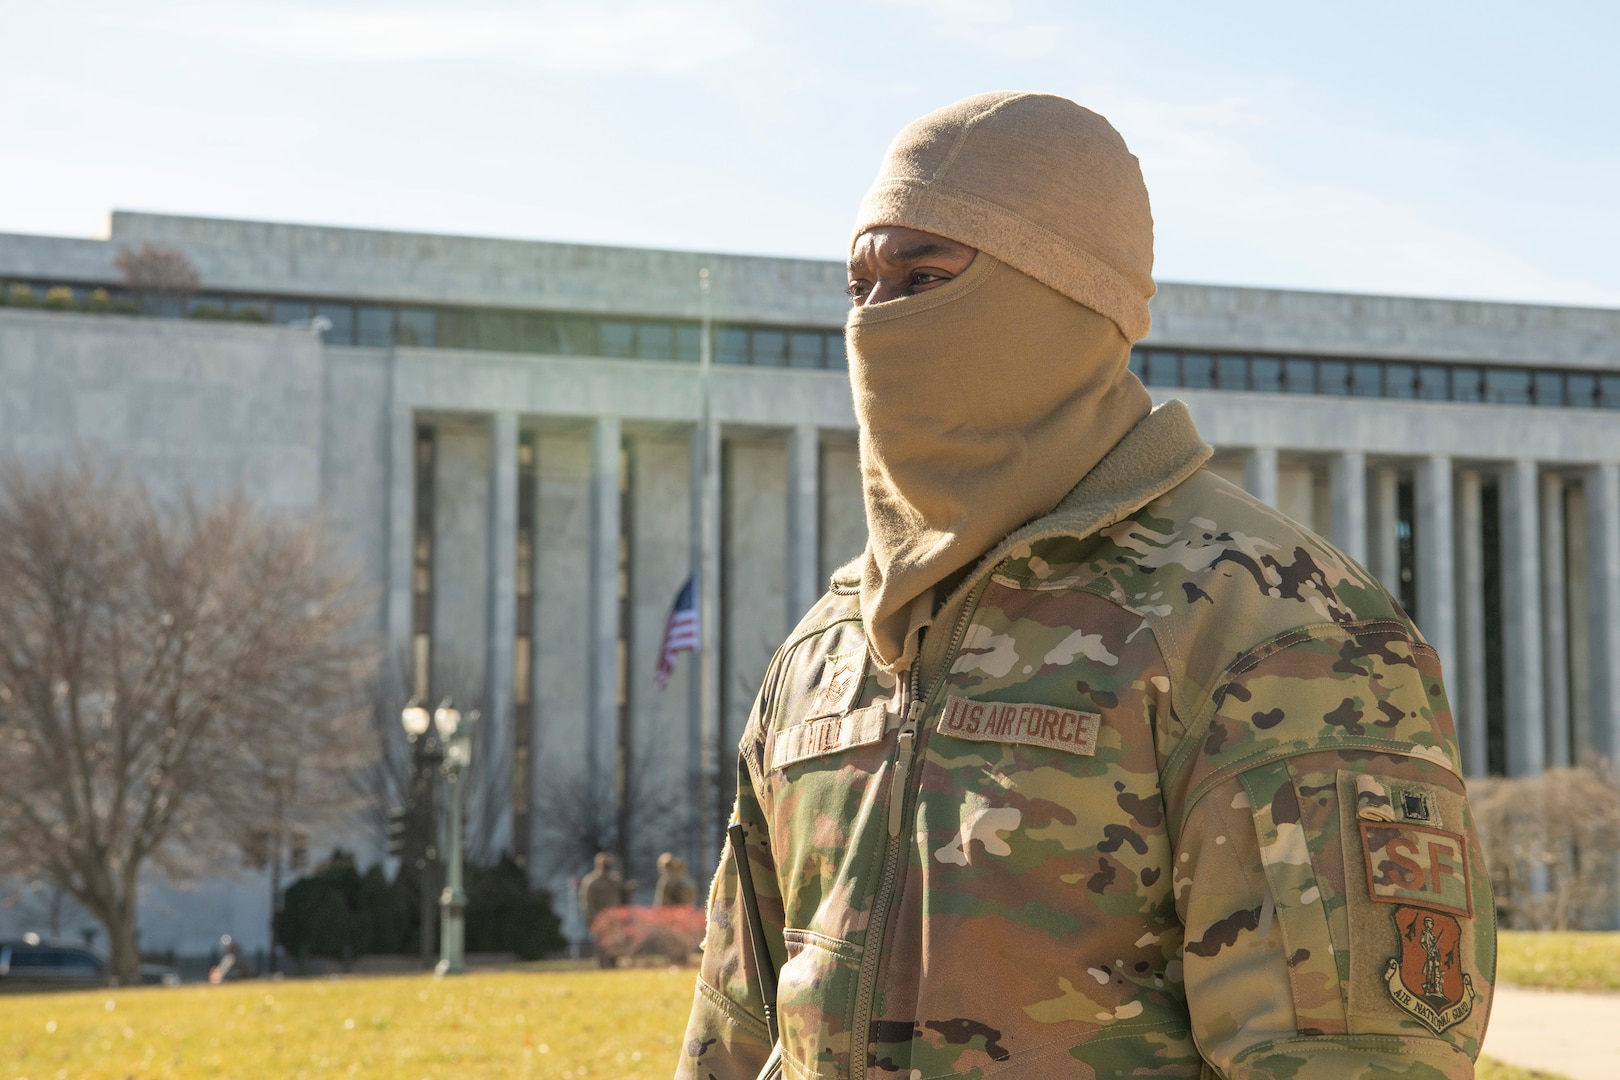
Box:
[1251,356,1284,393]
[1484,368,1532,405]
[397,308,436,346]
[317,302,355,345]
[1283,357,1316,394]
[411,424,436,702]
[600,320,636,359]
[1350,361,1382,397]
[357,305,394,347]
[1415,365,1450,401]
[1318,359,1350,396]
[273,299,312,326]
[1216,354,1247,390]
[826,332,848,370]
[638,321,675,361]
[716,326,749,365]
[789,330,824,369]
[1385,363,1416,398]
[1450,366,1484,403]
[1181,352,1214,389]
[1532,371,1564,407]
[676,324,703,364]
[752,329,788,366]
[1600,374,1620,409]
[1143,350,1179,387]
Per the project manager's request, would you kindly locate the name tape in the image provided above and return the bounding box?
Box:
[771,703,887,770]
[936,695,1100,756]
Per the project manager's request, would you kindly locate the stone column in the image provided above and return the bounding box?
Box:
[1500,458,1546,777]
[786,424,822,627]
[690,420,724,875]
[589,417,624,824]
[386,405,416,662]
[485,411,519,854]
[1330,451,1369,566]
[1370,466,1402,596]
[1244,446,1279,508]
[1455,469,1489,778]
[1540,473,1572,768]
[1587,462,1620,762]
[1414,455,1456,694]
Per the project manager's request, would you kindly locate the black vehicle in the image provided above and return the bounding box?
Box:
[0,939,180,992]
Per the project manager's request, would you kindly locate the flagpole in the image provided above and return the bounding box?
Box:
[694,266,721,876]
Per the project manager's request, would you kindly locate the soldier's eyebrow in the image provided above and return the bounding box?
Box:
[894,242,957,263]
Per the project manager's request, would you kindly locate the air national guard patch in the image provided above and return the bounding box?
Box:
[1384,906,1477,1033]
[936,695,1100,756]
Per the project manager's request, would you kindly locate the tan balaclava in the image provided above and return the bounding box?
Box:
[849,92,1157,673]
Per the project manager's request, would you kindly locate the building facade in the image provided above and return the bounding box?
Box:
[2,212,1617,956]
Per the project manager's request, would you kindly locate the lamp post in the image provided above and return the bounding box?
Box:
[433,698,475,976]
[398,701,441,970]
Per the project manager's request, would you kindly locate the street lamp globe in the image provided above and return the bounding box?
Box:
[433,699,461,740]
[400,701,432,738]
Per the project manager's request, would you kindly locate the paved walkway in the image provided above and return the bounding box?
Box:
[1482,985,1620,1080]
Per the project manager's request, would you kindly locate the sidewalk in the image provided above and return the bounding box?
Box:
[1482,985,1620,1080]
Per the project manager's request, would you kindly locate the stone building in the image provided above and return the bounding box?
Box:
[1,212,1617,956]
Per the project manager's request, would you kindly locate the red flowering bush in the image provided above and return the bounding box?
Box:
[591,905,705,965]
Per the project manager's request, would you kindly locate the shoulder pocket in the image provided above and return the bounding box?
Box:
[1240,759,1349,1036]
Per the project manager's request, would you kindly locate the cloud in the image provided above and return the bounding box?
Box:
[171,2,753,73]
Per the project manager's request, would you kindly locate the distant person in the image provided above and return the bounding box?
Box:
[654,852,697,907]
[208,934,243,984]
[579,852,632,967]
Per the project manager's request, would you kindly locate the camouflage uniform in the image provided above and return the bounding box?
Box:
[678,403,1494,1080]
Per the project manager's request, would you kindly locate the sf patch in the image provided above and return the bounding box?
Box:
[1360,821,1472,917]
[1383,906,1477,1033]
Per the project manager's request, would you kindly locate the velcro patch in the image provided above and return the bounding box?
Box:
[1361,821,1472,917]
[1384,906,1477,1033]
[812,654,865,717]
[935,695,1100,756]
[771,703,887,770]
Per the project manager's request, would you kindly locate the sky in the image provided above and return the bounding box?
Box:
[1,0,1618,307]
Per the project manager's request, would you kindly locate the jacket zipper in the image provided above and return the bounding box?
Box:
[849,580,984,1080]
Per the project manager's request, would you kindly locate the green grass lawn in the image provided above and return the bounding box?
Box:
[1,963,695,1080]
[1497,930,1620,992]
[3,933,1610,1080]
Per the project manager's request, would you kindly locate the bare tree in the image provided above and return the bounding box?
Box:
[0,458,373,983]
[1470,762,1620,930]
[530,748,684,899]
[113,243,200,307]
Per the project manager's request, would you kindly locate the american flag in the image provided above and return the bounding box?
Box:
[654,575,699,690]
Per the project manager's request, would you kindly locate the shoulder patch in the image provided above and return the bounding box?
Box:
[1360,821,1472,917]
[935,695,1100,756]
[1383,906,1478,1033]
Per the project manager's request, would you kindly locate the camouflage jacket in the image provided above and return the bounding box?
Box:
[677,403,1495,1080]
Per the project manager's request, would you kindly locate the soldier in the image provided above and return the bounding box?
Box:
[579,852,631,968]
[677,92,1495,1079]
[655,852,698,908]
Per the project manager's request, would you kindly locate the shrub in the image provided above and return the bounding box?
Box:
[591,905,705,965]
[464,853,566,960]
[6,283,37,307]
[277,850,410,967]
[188,303,228,320]
[44,285,76,311]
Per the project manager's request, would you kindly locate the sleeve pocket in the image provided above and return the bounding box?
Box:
[1239,759,1350,1036]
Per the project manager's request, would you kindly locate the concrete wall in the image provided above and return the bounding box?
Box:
[0,309,327,507]
[819,439,865,586]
